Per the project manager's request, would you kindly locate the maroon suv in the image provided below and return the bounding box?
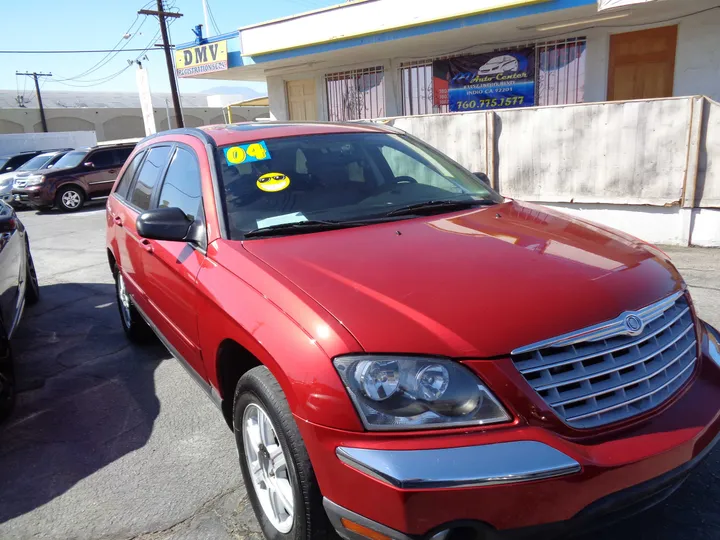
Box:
[13,143,135,212]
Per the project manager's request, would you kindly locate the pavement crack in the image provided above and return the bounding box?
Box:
[127,486,241,540]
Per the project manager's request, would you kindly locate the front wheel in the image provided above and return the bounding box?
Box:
[234,366,334,540]
[57,186,85,212]
[114,266,153,342]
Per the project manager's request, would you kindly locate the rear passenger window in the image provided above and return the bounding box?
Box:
[157,147,203,222]
[90,149,115,169]
[115,151,145,199]
[129,146,172,210]
[114,147,134,166]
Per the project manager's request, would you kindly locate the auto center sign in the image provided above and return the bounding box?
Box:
[433,48,536,112]
[175,40,228,78]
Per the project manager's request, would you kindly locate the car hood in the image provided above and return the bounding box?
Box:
[242,201,683,358]
[0,172,15,183]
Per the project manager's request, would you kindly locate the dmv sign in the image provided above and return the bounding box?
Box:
[175,40,228,78]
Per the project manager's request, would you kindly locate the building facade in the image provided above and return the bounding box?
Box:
[0,91,269,140]
[175,0,720,122]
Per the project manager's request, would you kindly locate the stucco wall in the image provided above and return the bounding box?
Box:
[0,105,269,140]
[673,9,720,102]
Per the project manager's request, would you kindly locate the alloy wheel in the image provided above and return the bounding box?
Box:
[62,190,81,209]
[242,403,295,533]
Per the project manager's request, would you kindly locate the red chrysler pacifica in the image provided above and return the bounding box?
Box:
[106,123,720,540]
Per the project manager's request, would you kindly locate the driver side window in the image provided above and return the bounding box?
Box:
[156,147,203,222]
[380,145,457,191]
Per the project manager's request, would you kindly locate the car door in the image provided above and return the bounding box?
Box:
[138,145,207,377]
[112,145,173,316]
[0,204,23,336]
[100,147,133,198]
[84,148,119,199]
[108,149,146,296]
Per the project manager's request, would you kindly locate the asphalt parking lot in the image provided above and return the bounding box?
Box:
[0,205,719,540]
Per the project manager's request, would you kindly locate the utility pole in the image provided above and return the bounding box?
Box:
[16,71,52,132]
[139,1,184,128]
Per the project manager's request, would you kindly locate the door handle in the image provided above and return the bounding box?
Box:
[113,216,123,227]
[141,239,154,253]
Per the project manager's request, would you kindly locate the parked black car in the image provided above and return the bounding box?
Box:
[0,202,39,422]
[0,151,45,174]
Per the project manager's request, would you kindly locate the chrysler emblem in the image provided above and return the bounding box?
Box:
[624,314,643,335]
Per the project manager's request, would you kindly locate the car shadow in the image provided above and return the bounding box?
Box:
[0,281,168,524]
[18,200,108,216]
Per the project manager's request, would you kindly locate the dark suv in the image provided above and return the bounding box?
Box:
[13,143,135,212]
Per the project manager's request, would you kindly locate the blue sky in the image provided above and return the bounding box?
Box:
[1,0,338,97]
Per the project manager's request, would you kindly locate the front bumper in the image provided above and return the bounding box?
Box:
[299,322,720,537]
[12,187,52,207]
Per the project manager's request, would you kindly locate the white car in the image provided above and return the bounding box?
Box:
[478,55,520,75]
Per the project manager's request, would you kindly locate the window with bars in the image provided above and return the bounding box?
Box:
[325,66,386,121]
[536,38,587,106]
[400,38,587,115]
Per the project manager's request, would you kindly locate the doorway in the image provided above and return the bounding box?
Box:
[286,79,317,121]
[607,25,678,101]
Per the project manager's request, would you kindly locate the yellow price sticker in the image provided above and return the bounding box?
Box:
[226,146,247,164]
[224,141,272,166]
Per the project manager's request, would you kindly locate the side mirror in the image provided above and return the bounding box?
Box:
[136,207,192,242]
[84,162,95,168]
[4,167,13,172]
[473,172,491,186]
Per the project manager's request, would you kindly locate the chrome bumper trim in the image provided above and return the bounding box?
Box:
[336,441,581,489]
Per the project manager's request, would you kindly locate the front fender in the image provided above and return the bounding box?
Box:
[196,242,365,431]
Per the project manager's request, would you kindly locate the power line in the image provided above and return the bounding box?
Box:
[206,0,222,35]
[54,17,149,82]
[50,30,163,88]
[0,48,167,54]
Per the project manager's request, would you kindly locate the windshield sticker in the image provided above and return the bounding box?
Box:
[256,212,307,229]
[257,172,290,193]
[224,141,271,165]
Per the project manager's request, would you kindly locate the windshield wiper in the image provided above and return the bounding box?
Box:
[385,198,497,217]
[244,219,378,239]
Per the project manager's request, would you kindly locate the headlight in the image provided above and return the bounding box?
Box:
[0,177,13,188]
[25,175,45,186]
[333,355,511,430]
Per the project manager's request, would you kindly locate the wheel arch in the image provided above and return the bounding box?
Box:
[216,338,263,428]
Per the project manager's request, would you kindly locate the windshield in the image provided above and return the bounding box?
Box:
[17,153,55,172]
[217,132,502,239]
[53,150,88,170]
[0,158,9,170]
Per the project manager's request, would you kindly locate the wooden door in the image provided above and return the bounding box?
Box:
[607,25,678,101]
[286,79,317,121]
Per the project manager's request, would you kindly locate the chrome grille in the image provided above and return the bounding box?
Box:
[14,179,27,188]
[512,292,697,429]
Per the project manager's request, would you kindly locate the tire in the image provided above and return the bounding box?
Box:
[0,342,15,423]
[56,185,85,212]
[25,246,40,305]
[114,265,153,342]
[234,366,334,540]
